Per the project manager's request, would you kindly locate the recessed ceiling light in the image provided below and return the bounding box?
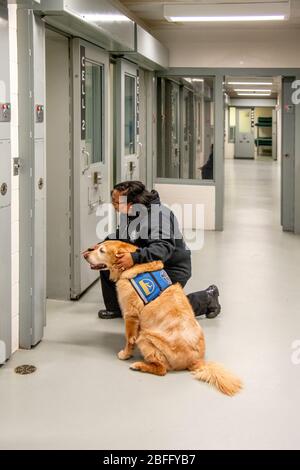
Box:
[164,2,289,23]
[237,93,272,96]
[234,89,272,92]
[168,15,285,22]
[228,81,273,86]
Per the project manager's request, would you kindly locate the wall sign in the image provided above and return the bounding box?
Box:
[80,46,86,140]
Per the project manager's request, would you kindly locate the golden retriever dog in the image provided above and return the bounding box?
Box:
[83,240,242,396]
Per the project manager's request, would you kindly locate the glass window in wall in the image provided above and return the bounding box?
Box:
[228,106,236,142]
[85,61,103,164]
[157,76,215,181]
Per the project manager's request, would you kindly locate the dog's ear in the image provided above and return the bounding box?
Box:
[116,247,127,255]
[116,244,138,255]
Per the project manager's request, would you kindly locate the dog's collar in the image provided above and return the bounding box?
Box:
[130,269,172,304]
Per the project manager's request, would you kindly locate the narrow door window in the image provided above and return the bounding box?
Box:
[124,74,136,155]
[85,61,103,163]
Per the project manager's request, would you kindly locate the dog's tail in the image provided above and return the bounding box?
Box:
[190,360,243,396]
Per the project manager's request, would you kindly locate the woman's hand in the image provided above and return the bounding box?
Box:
[116,252,134,271]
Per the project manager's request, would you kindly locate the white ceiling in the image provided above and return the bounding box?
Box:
[117,0,300,31]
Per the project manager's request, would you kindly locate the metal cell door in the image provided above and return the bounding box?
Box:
[0,2,11,361]
[72,40,110,298]
[235,108,254,159]
[281,77,295,232]
[116,60,141,182]
[18,11,46,349]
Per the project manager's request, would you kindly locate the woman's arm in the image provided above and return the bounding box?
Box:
[130,209,176,264]
[131,238,175,264]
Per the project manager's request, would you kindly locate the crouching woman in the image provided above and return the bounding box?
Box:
[98,181,220,320]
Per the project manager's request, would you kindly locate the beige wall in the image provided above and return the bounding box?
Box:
[155,184,215,230]
[155,28,300,68]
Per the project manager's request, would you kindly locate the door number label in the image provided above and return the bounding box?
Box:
[80,46,86,140]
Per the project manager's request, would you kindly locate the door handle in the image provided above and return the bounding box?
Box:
[89,199,100,211]
[129,142,134,154]
[128,161,136,171]
[137,142,143,159]
[174,148,180,165]
[88,187,101,212]
[284,153,290,158]
[82,148,90,174]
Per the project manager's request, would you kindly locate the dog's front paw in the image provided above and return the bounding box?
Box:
[118,349,132,360]
[130,362,143,371]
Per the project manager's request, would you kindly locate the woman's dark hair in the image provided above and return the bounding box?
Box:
[112,181,159,207]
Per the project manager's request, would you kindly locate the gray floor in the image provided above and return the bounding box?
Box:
[1,159,300,450]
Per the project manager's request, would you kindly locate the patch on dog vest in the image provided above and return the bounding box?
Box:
[130,269,172,304]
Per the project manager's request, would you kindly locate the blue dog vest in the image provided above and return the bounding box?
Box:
[130,269,172,304]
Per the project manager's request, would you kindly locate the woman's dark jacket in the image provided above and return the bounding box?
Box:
[108,192,191,284]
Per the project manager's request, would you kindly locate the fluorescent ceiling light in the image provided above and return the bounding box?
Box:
[82,14,131,23]
[228,81,273,85]
[164,2,289,23]
[237,93,271,96]
[184,78,204,83]
[168,15,285,22]
[234,89,272,92]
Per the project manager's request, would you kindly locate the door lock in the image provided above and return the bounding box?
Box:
[13,158,21,176]
[0,103,11,122]
[128,161,136,175]
[284,153,290,158]
[35,104,44,123]
[38,177,44,190]
[93,171,102,186]
[0,182,8,196]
